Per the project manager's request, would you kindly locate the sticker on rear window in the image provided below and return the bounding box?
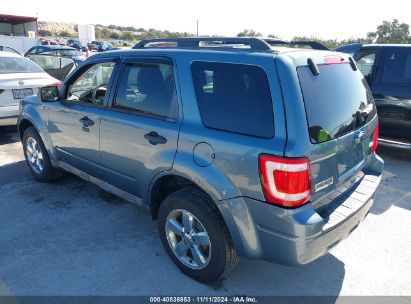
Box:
[315,177,334,192]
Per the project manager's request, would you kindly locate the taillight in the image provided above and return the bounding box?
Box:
[370,122,379,153]
[52,81,62,88]
[258,155,311,207]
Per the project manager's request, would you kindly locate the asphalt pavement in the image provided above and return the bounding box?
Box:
[0,126,410,296]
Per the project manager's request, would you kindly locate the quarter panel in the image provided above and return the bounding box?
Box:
[172,53,286,202]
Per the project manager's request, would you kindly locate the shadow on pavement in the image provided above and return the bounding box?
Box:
[0,161,346,296]
[370,146,411,215]
[0,161,31,185]
[0,127,19,145]
[223,254,345,296]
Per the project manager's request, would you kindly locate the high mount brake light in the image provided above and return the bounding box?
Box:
[324,56,345,65]
[258,155,311,207]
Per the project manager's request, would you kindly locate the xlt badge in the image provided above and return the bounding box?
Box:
[315,177,334,192]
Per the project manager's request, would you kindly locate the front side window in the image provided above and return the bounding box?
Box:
[191,61,274,138]
[113,62,178,120]
[381,49,411,84]
[67,62,116,105]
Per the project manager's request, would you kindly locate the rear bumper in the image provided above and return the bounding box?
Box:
[0,105,19,126]
[216,153,383,265]
[0,115,18,126]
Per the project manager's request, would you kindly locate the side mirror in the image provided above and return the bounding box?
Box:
[40,85,60,102]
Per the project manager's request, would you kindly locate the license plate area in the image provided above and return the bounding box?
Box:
[12,88,33,99]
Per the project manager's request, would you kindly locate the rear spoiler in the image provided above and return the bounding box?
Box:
[263,39,329,50]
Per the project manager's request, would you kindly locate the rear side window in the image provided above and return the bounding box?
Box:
[298,63,376,143]
[191,62,274,138]
[381,49,411,84]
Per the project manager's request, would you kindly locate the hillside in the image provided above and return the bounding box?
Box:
[38,21,194,42]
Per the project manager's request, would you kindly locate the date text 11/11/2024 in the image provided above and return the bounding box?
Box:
[149,296,257,303]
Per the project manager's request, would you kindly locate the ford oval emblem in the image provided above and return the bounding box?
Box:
[19,80,24,85]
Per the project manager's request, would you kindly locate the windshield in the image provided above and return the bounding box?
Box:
[57,49,82,57]
[0,56,44,74]
[298,63,377,143]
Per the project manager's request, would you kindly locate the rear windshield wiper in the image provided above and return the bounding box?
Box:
[355,103,374,128]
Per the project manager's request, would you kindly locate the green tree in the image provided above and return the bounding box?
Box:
[110,32,120,39]
[38,29,52,37]
[267,34,280,39]
[123,31,136,41]
[59,30,71,37]
[292,36,338,49]
[237,29,261,37]
[95,27,102,39]
[367,19,410,43]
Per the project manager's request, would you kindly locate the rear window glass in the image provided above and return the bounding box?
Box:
[0,56,43,74]
[298,63,376,143]
[191,61,274,138]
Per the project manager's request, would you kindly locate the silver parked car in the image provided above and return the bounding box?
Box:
[0,51,59,126]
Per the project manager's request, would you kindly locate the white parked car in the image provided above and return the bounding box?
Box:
[0,51,59,126]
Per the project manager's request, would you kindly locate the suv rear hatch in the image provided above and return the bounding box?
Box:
[292,54,379,211]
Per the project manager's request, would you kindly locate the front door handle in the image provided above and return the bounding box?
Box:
[79,116,95,127]
[144,131,167,145]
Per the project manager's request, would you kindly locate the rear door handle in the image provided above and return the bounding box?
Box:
[144,131,167,145]
[79,116,94,127]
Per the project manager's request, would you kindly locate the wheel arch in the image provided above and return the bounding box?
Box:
[18,111,57,160]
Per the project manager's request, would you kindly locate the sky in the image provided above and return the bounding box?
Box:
[2,0,411,40]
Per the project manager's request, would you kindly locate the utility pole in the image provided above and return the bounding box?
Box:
[196,20,199,37]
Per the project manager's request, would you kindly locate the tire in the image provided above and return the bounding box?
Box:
[22,126,62,182]
[158,186,239,282]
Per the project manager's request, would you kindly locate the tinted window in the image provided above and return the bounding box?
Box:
[27,54,73,70]
[67,62,116,105]
[191,62,274,138]
[298,63,376,143]
[57,49,81,57]
[356,50,377,77]
[113,63,178,120]
[381,49,411,84]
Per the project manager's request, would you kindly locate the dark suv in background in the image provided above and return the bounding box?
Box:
[88,40,112,52]
[18,38,383,282]
[336,44,411,148]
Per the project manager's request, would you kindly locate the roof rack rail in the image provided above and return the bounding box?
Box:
[263,38,329,50]
[133,37,273,51]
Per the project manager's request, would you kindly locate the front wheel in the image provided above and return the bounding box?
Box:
[22,127,61,182]
[158,186,239,282]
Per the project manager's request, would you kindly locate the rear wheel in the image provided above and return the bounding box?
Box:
[22,127,61,182]
[158,186,239,282]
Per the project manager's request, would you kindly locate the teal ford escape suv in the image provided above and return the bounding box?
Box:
[18,38,384,282]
